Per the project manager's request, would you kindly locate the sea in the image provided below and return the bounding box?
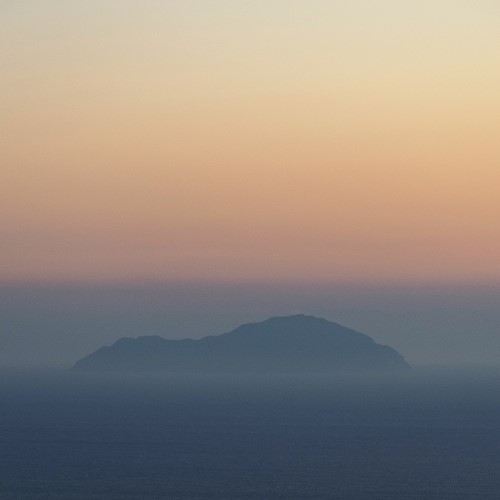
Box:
[1,366,500,499]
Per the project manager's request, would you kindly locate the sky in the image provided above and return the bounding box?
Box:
[2,0,500,285]
[1,1,500,365]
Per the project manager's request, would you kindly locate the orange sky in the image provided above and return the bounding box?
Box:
[2,1,500,284]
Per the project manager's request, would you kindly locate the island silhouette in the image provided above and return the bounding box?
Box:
[73,314,410,373]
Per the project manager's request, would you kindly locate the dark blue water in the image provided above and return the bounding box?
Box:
[1,367,500,499]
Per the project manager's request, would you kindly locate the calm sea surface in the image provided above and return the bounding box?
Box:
[1,367,500,499]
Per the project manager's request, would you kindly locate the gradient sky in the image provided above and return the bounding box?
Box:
[2,0,500,284]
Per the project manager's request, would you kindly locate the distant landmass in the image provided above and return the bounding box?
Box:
[73,315,410,373]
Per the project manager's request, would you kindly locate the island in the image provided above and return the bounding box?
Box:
[73,314,410,373]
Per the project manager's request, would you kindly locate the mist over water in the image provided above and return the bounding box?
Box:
[2,366,500,499]
[3,284,499,497]
[2,282,500,367]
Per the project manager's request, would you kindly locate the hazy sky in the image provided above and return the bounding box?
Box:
[2,0,500,284]
[2,2,500,366]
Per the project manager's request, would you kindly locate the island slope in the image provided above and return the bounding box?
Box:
[73,315,410,373]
